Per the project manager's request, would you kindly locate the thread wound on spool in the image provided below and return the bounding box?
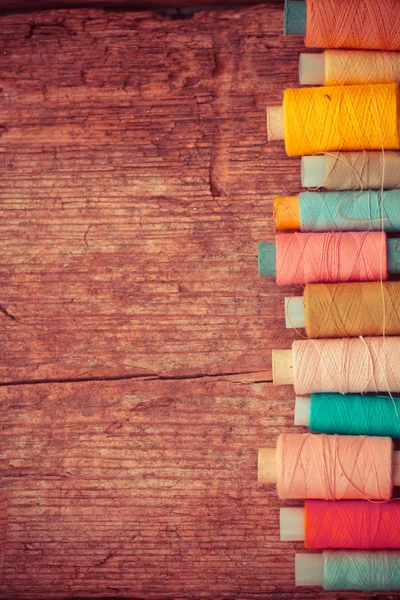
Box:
[275,231,387,285]
[322,151,400,191]
[303,282,400,338]
[276,433,393,500]
[292,337,400,395]
[309,392,400,436]
[305,500,400,550]
[306,0,400,50]
[299,190,400,232]
[283,84,399,156]
[325,50,400,85]
[324,551,400,591]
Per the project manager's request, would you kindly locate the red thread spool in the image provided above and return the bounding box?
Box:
[305,500,400,549]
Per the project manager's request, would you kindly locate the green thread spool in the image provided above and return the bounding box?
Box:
[325,551,400,591]
[307,393,400,437]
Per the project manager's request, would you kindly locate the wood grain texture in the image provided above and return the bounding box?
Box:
[0,0,267,10]
[0,5,299,385]
[0,6,387,600]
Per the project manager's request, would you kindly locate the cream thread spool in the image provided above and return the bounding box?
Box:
[272,337,400,394]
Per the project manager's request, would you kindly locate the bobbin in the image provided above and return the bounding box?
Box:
[293,393,400,437]
[273,337,400,393]
[258,444,400,485]
[295,551,400,590]
[267,83,400,153]
[274,191,400,232]
[301,153,400,189]
[284,281,400,337]
[281,502,400,547]
[258,236,400,279]
[299,51,400,86]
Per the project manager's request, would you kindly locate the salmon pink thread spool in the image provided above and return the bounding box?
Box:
[258,433,398,500]
[258,231,398,285]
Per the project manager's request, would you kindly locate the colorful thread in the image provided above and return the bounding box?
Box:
[299,190,400,232]
[319,151,400,191]
[276,231,387,285]
[276,433,393,500]
[325,50,400,85]
[304,500,400,550]
[303,281,400,338]
[309,392,400,436]
[292,337,400,395]
[306,0,400,50]
[324,551,400,590]
[283,83,399,156]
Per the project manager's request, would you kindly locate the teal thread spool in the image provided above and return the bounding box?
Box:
[307,393,400,437]
[299,190,400,232]
[325,551,400,591]
[296,551,400,590]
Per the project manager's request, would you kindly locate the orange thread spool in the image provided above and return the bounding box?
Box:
[306,0,400,50]
[274,196,300,231]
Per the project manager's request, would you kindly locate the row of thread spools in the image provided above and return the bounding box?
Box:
[258,0,400,593]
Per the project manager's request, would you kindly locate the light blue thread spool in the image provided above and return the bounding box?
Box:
[299,190,400,231]
[324,551,400,591]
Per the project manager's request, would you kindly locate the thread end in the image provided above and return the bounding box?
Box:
[284,0,307,36]
[258,241,276,277]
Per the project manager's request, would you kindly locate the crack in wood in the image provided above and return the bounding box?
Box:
[0,305,16,322]
[0,370,272,387]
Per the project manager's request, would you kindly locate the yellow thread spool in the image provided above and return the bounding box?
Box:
[283,83,400,156]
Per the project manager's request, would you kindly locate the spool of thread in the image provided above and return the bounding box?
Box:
[258,232,400,285]
[266,83,400,156]
[294,393,400,437]
[300,51,400,86]
[301,152,400,191]
[272,336,400,394]
[274,191,400,232]
[284,0,400,51]
[258,433,396,500]
[281,500,400,549]
[285,282,400,338]
[295,551,400,590]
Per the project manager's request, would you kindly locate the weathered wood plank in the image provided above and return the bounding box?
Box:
[0,0,268,10]
[0,378,379,599]
[0,6,299,384]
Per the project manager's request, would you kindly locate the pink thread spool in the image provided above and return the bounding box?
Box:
[258,231,391,285]
[258,433,399,500]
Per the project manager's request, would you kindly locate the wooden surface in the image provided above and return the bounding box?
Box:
[0,0,269,12]
[0,6,388,600]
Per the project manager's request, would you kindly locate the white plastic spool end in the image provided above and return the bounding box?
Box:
[295,553,324,586]
[266,106,284,141]
[301,155,327,188]
[299,53,326,85]
[285,296,306,329]
[294,396,311,427]
[280,507,305,541]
